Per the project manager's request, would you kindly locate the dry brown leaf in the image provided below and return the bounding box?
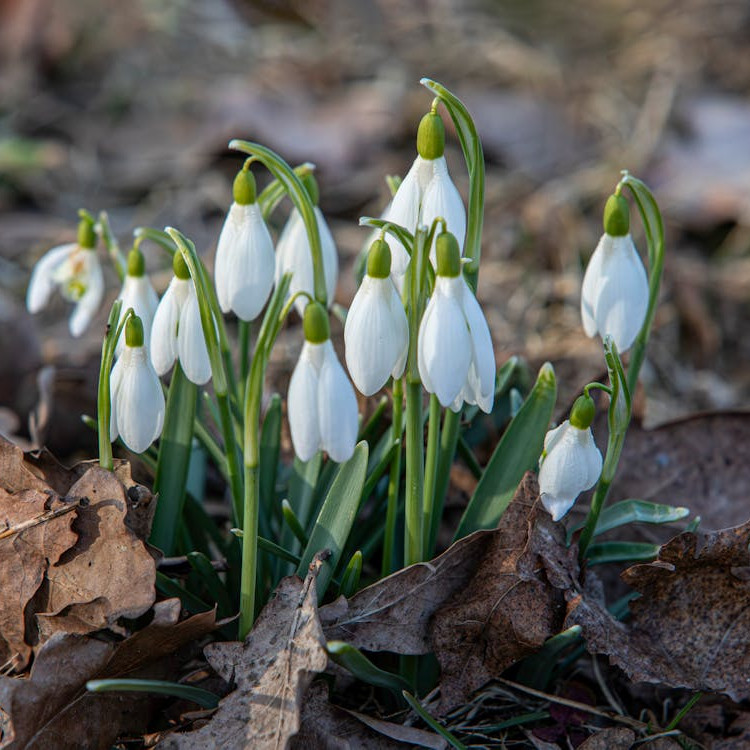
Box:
[0,599,217,750]
[566,520,750,701]
[576,727,636,749]
[158,558,330,750]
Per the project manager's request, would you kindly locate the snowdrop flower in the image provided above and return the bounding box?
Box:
[275,174,338,316]
[215,167,275,321]
[345,238,408,395]
[538,394,602,522]
[381,110,466,289]
[288,302,358,462]
[115,245,159,357]
[110,315,165,454]
[418,232,495,412]
[26,215,104,337]
[150,251,211,385]
[581,193,649,352]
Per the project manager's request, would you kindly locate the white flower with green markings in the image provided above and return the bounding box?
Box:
[345,238,408,396]
[215,167,276,321]
[110,315,165,454]
[26,216,104,337]
[115,246,159,358]
[288,302,358,462]
[538,393,603,521]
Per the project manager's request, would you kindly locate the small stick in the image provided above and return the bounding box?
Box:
[0,496,87,540]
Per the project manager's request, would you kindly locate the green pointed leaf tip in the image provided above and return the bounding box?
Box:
[303,301,330,343]
[78,215,96,248]
[125,315,144,348]
[233,167,257,205]
[366,238,391,278]
[603,193,630,237]
[172,249,190,279]
[126,246,146,277]
[436,232,461,277]
[417,111,445,160]
[301,172,320,206]
[569,393,595,429]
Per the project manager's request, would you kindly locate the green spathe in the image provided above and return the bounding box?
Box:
[417,111,445,160]
[435,232,461,277]
[570,393,595,429]
[173,250,190,280]
[233,168,257,205]
[366,238,391,279]
[77,216,96,249]
[603,194,630,237]
[125,314,144,348]
[303,301,330,343]
[127,246,146,277]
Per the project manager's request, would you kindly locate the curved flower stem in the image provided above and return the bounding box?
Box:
[96,211,126,282]
[96,301,132,470]
[382,377,404,576]
[422,394,442,557]
[230,140,327,307]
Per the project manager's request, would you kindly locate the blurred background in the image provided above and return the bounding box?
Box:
[2,0,750,460]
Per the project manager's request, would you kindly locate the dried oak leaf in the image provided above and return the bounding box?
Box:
[0,599,217,750]
[158,558,330,750]
[566,520,750,701]
[576,727,636,750]
[291,681,447,749]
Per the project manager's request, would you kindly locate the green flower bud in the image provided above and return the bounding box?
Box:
[570,393,596,430]
[125,314,144,348]
[173,250,191,280]
[435,231,461,277]
[127,246,146,277]
[366,239,391,279]
[301,173,320,206]
[603,194,630,237]
[417,112,445,160]
[77,216,96,249]
[303,301,330,344]
[233,168,257,205]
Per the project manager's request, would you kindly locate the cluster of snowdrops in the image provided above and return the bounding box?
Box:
[24,80,662,636]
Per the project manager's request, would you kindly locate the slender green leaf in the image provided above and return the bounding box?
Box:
[358,216,415,255]
[327,641,410,693]
[515,626,582,690]
[586,541,660,566]
[571,499,689,540]
[297,442,369,598]
[150,364,198,555]
[455,363,557,538]
[86,679,219,709]
[155,571,211,614]
[402,691,467,750]
[338,550,362,598]
[187,552,233,617]
[259,393,282,528]
[281,499,309,546]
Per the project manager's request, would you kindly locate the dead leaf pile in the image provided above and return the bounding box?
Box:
[0,436,157,670]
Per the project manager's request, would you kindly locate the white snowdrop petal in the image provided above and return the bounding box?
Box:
[288,342,322,461]
[69,254,104,337]
[150,278,184,376]
[418,277,471,408]
[214,202,243,313]
[318,342,358,463]
[388,282,409,379]
[315,206,339,307]
[26,243,77,313]
[116,275,160,357]
[115,348,166,453]
[109,355,126,443]
[226,204,276,321]
[460,280,495,412]
[177,287,212,385]
[383,159,422,278]
[580,234,608,338]
[422,158,467,267]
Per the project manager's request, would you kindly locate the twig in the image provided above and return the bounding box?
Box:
[0,496,86,540]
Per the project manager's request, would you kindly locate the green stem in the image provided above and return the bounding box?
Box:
[239,320,251,388]
[404,381,424,565]
[217,392,244,525]
[422,394,442,557]
[96,300,126,470]
[96,211,126,281]
[382,377,404,576]
[429,407,461,553]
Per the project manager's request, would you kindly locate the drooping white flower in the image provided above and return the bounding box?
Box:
[288,302,358,462]
[581,194,649,353]
[115,246,159,357]
[275,174,338,316]
[345,238,408,396]
[150,252,211,385]
[538,395,602,522]
[110,315,165,454]
[418,232,495,412]
[215,168,276,321]
[422,156,467,268]
[26,217,104,337]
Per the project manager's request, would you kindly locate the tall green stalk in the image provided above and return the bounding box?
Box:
[422,394,442,556]
[382,376,404,576]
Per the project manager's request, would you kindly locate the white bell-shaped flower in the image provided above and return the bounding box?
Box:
[110,315,165,454]
[275,174,338,316]
[115,246,159,357]
[150,252,211,385]
[422,157,467,268]
[288,302,358,462]
[215,168,275,321]
[538,394,602,521]
[345,238,408,396]
[581,194,649,353]
[418,232,495,412]
[26,217,104,337]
